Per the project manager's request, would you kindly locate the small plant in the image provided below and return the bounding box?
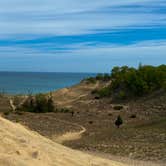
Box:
[89,120,93,124]
[118,90,127,99]
[4,111,10,116]
[94,96,100,99]
[108,113,112,116]
[71,111,74,116]
[130,114,136,118]
[91,89,98,94]
[113,105,123,110]
[115,115,123,128]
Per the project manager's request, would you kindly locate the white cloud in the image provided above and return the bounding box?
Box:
[0,40,166,72]
[0,0,165,37]
[0,0,165,72]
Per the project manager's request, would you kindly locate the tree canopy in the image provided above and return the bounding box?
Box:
[94,64,166,99]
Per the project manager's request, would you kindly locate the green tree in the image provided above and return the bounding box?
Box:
[47,96,54,112]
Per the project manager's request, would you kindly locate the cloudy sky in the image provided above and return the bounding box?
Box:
[0,0,166,72]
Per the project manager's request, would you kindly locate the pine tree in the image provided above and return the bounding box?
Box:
[115,115,123,128]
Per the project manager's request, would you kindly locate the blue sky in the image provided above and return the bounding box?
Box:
[0,0,166,73]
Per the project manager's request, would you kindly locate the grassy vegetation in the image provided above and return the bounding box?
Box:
[93,64,166,99]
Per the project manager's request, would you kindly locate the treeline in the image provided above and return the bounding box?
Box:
[85,73,111,83]
[92,64,166,99]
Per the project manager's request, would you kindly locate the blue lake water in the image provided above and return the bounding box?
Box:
[0,72,96,94]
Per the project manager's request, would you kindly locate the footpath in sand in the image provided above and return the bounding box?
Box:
[0,116,127,166]
[52,118,86,144]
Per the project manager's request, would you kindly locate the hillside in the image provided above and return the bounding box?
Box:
[1,80,165,165]
[0,116,128,166]
[1,65,166,165]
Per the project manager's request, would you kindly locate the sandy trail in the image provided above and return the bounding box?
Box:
[0,116,127,166]
[52,118,86,143]
[9,99,16,111]
[54,125,86,143]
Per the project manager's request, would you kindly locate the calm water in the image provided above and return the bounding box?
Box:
[0,72,96,94]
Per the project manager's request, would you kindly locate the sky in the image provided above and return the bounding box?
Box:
[0,0,166,73]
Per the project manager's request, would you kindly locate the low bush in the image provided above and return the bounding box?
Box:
[130,114,137,118]
[88,120,93,124]
[20,94,55,113]
[96,86,111,98]
[113,105,123,110]
[115,115,123,128]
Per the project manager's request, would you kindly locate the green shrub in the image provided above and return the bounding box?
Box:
[113,105,123,110]
[115,115,123,128]
[130,114,137,118]
[20,94,54,113]
[97,86,111,97]
[118,90,127,99]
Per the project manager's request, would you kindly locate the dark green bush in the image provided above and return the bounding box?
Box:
[115,115,123,128]
[130,114,137,118]
[96,86,111,97]
[113,105,123,110]
[96,73,111,81]
[20,94,54,113]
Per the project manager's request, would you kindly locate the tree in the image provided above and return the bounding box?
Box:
[115,115,123,128]
[47,96,54,112]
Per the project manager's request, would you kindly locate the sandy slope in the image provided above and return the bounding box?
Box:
[0,116,127,166]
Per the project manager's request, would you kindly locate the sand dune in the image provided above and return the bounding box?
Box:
[0,116,127,166]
